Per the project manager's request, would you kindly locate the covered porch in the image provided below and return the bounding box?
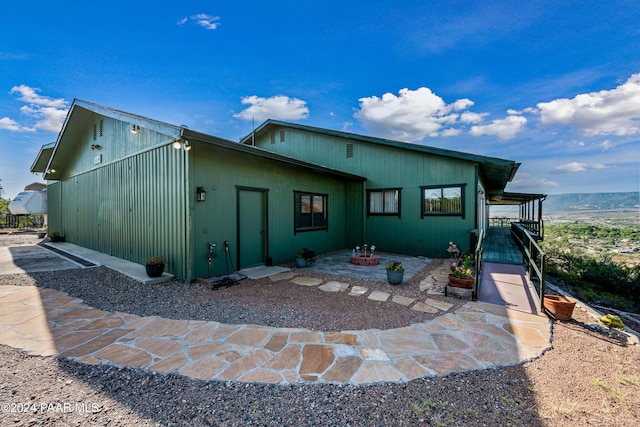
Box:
[474,192,547,314]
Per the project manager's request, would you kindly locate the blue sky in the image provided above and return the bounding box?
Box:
[1,0,639,200]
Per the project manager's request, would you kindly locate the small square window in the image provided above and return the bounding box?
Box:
[367,188,401,217]
[294,191,328,232]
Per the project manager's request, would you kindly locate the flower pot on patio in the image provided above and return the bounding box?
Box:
[448,274,475,289]
[386,260,404,285]
[387,269,404,285]
[543,295,576,321]
[295,257,308,268]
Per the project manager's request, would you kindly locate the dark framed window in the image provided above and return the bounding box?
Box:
[420,184,465,218]
[367,188,401,217]
[294,192,328,232]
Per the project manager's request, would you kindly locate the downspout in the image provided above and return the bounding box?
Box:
[180,127,193,282]
[361,180,367,247]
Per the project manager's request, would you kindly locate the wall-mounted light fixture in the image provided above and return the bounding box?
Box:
[172,139,192,151]
[131,124,142,134]
[91,144,101,150]
[196,186,206,202]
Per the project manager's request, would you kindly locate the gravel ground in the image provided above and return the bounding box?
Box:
[1,233,639,426]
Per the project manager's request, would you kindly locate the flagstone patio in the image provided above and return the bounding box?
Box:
[0,272,551,385]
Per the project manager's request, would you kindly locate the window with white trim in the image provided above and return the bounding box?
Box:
[367,188,401,217]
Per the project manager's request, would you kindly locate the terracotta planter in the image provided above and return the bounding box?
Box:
[145,263,165,278]
[448,274,475,289]
[543,295,576,321]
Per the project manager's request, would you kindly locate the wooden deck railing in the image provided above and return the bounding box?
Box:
[489,217,544,240]
[511,223,546,310]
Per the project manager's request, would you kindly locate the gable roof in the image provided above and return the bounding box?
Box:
[240,119,521,195]
[34,100,365,182]
[30,142,56,173]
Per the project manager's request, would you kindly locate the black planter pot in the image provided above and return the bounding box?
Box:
[145,263,164,278]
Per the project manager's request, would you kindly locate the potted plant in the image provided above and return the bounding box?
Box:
[448,254,475,288]
[295,248,316,268]
[145,256,165,278]
[543,295,576,320]
[386,259,404,285]
[47,231,65,243]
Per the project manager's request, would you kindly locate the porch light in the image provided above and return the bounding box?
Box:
[172,139,192,151]
[196,186,206,202]
[131,124,142,134]
[48,169,56,174]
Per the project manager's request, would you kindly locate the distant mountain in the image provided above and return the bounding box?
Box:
[543,192,639,212]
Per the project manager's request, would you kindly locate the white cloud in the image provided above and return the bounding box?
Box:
[177,14,221,30]
[553,162,588,173]
[353,87,475,142]
[234,95,309,122]
[3,85,68,133]
[551,161,610,174]
[600,139,613,150]
[0,117,33,132]
[20,105,69,133]
[536,73,640,136]
[459,111,487,124]
[441,128,462,137]
[191,14,220,30]
[10,85,66,108]
[468,115,527,140]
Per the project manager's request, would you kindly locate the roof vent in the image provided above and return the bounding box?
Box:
[346,143,354,158]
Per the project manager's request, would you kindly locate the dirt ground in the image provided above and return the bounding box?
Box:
[0,233,639,426]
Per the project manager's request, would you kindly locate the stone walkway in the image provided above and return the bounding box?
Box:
[0,265,552,385]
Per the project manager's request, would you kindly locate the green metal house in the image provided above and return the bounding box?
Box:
[241,120,522,257]
[31,100,535,282]
[31,100,364,281]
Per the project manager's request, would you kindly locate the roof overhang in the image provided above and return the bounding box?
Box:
[30,142,56,173]
[489,191,547,205]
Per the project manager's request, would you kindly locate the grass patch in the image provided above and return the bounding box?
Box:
[593,378,627,402]
[548,400,580,418]
[406,397,456,425]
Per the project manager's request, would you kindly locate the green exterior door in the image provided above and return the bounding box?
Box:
[237,187,268,269]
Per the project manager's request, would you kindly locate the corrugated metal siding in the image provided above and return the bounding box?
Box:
[46,181,62,232]
[189,141,362,279]
[253,128,479,256]
[58,145,190,279]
